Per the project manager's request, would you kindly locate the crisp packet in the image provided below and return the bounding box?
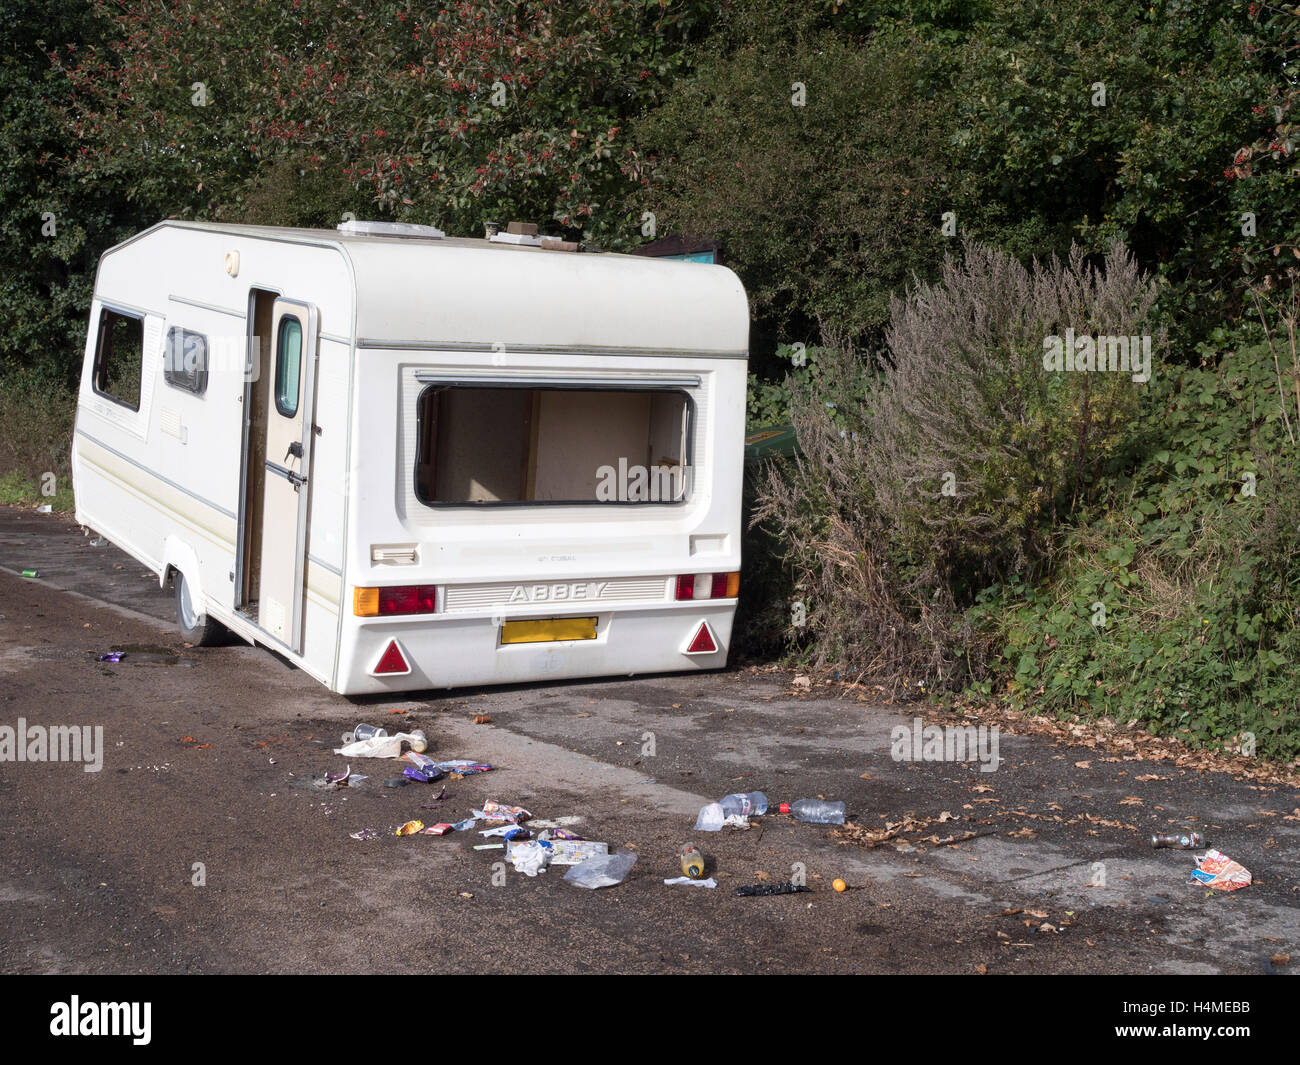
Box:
[1190,849,1252,891]
[394,820,425,836]
[474,800,532,824]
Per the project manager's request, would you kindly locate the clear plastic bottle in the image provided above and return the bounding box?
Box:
[781,799,846,824]
[720,791,769,817]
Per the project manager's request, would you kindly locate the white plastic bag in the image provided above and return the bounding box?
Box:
[507,840,552,877]
[333,732,421,759]
[563,851,637,889]
[693,802,725,831]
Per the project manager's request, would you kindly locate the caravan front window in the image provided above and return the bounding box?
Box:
[415,385,692,506]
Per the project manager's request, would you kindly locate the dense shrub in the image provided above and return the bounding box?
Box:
[752,241,1158,685]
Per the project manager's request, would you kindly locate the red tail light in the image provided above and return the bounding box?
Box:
[353,585,437,616]
[373,640,411,675]
[674,572,740,601]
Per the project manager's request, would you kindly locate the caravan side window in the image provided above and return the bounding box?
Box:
[274,316,303,416]
[163,326,208,395]
[92,307,144,410]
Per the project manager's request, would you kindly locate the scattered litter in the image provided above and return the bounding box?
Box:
[21,569,39,579]
[472,715,492,725]
[508,839,553,876]
[435,759,493,776]
[548,840,610,866]
[833,878,847,893]
[1191,850,1252,891]
[404,753,445,780]
[334,731,427,759]
[325,766,352,785]
[350,722,387,743]
[36,504,52,514]
[349,829,379,841]
[721,791,769,817]
[394,820,425,836]
[694,803,725,831]
[564,851,636,889]
[474,843,504,850]
[450,818,476,832]
[679,843,705,879]
[97,651,124,663]
[1152,831,1205,849]
[664,876,716,888]
[479,825,529,839]
[734,881,811,897]
[423,823,454,836]
[473,800,532,823]
[403,766,441,783]
[783,799,846,824]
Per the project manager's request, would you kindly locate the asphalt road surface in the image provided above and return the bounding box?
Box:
[0,506,1297,974]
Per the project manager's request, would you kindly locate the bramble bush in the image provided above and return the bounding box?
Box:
[970,314,1300,763]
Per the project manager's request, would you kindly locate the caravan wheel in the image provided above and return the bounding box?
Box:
[174,571,224,646]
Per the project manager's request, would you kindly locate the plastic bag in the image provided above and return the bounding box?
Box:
[334,732,424,759]
[693,803,725,831]
[507,839,552,877]
[563,851,637,889]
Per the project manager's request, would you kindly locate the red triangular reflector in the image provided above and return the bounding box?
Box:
[373,640,409,675]
[686,622,717,654]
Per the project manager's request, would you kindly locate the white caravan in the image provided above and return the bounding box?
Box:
[71,220,748,694]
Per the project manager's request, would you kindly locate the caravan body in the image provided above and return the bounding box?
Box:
[72,221,748,694]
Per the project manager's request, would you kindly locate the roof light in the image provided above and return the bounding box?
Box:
[336,220,445,239]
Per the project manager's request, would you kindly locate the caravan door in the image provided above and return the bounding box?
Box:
[257,298,318,651]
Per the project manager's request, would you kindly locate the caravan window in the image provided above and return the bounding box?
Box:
[163,326,208,395]
[415,385,692,506]
[92,307,144,410]
[274,316,302,416]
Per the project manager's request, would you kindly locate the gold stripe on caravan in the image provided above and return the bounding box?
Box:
[306,564,341,611]
[77,437,236,550]
[78,436,342,612]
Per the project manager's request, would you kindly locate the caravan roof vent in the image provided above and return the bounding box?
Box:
[336,219,445,240]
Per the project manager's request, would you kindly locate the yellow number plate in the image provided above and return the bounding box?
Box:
[500,617,598,645]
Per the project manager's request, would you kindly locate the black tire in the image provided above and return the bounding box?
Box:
[174,570,224,646]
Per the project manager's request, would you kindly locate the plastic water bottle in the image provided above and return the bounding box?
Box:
[782,799,846,824]
[720,791,768,817]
